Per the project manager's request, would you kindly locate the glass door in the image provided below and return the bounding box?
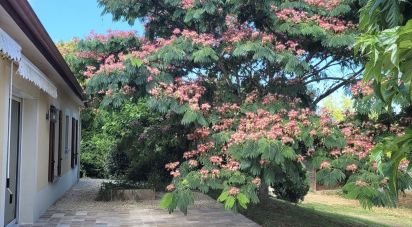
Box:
[4,99,21,226]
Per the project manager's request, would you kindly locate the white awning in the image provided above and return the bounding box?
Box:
[17,56,58,99]
[0,28,58,98]
[0,28,21,61]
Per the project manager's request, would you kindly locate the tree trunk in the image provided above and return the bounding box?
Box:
[258,183,269,203]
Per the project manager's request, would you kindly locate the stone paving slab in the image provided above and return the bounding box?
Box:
[18,179,260,227]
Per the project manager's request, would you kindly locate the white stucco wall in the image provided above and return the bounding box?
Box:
[0,54,82,225]
[0,57,13,226]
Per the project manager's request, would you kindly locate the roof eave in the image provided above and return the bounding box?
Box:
[0,0,85,101]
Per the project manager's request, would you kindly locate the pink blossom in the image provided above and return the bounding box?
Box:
[223,160,240,171]
[200,169,209,178]
[210,156,223,165]
[245,91,259,104]
[281,136,293,144]
[320,161,331,169]
[149,81,206,111]
[351,81,374,97]
[166,184,175,191]
[201,103,211,111]
[305,0,340,10]
[188,159,199,167]
[310,129,317,136]
[83,65,96,78]
[181,29,218,46]
[211,169,220,178]
[86,30,136,43]
[228,187,240,196]
[121,85,135,95]
[288,110,299,119]
[330,149,341,157]
[296,49,306,55]
[346,164,357,172]
[165,161,180,171]
[399,159,410,172]
[173,28,181,35]
[275,8,352,33]
[147,66,161,75]
[355,180,368,187]
[105,89,113,97]
[276,8,308,23]
[252,177,261,186]
[262,34,274,44]
[259,159,270,166]
[170,170,181,178]
[275,44,286,51]
[181,0,194,9]
[296,155,305,162]
[187,127,210,140]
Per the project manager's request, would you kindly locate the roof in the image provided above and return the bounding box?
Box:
[0,0,84,100]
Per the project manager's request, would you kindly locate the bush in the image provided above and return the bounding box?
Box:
[96,181,152,201]
[106,110,190,190]
[271,162,310,203]
[80,131,115,178]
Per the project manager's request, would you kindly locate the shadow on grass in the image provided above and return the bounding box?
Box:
[242,198,386,227]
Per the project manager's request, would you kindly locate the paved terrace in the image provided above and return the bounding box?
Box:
[20,179,259,227]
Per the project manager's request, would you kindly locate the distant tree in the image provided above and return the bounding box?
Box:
[321,93,353,122]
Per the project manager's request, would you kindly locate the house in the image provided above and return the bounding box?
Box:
[0,1,84,225]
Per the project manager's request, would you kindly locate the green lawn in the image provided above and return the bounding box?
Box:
[209,190,412,227]
[243,198,385,227]
[300,192,412,227]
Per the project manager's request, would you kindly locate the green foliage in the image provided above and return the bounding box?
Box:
[217,190,250,210]
[80,131,114,178]
[96,181,153,201]
[370,130,412,194]
[271,161,310,203]
[316,168,346,187]
[106,103,190,189]
[160,189,194,215]
[357,19,412,107]
[353,0,412,207]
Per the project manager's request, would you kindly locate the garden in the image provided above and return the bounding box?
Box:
[57,0,412,226]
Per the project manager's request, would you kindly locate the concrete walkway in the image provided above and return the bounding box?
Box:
[23,179,259,227]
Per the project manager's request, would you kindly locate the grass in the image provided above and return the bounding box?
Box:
[243,198,384,227]
[300,191,412,227]
[209,190,412,227]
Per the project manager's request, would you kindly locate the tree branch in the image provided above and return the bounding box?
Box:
[312,68,364,106]
[303,77,353,85]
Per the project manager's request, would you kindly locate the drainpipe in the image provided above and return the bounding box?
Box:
[6,62,13,188]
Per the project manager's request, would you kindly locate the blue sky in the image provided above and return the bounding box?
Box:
[29,0,144,42]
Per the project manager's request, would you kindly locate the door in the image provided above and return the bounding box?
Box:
[4,100,21,226]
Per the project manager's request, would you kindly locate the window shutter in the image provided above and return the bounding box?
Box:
[75,119,79,165]
[57,110,63,176]
[48,106,56,182]
[71,117,75,169]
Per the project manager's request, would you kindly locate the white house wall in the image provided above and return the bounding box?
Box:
[0,57,12,226]
[0,49,82,225]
